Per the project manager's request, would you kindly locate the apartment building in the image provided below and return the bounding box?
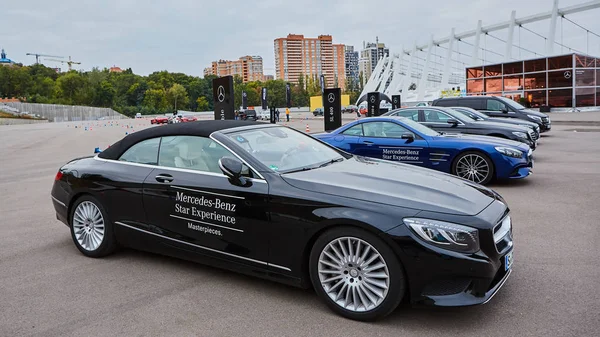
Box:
[274,34,346,88]
[204,55,265,82]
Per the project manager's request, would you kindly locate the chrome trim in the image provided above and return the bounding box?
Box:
[169,214,244,232]
[482,268,512,305]
[429,159,448,162]
[51,195,66,207]
[171,185,245,200]
[93,155,267,184]
[430,153,450,156]
[209,134,266,180]
[114,221,291,272]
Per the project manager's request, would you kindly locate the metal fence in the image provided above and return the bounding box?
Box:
[3,102,128,122]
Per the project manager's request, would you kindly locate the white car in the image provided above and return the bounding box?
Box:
[257,109,270,120]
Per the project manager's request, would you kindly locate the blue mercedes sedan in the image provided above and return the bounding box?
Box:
[314,117,533,185]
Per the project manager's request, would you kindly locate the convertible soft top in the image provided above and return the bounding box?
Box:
[98,120,265,160]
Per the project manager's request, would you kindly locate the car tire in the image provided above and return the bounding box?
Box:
[452,151,495,185]
[309,226,405,321]
[69,195,118,258]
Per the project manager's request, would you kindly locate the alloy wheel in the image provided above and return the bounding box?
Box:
[456,153,490,184]
[317,237,390,312]
[72,201,105,251]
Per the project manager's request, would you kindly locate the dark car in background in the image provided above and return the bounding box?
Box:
[383,107,537,149]
[240,109,258,121]
[432,96,551,133]
[313,108,324,116]
[450,107,540,141]
[343,105,359,114]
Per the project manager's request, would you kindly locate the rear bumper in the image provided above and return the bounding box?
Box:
[51,195,69,227]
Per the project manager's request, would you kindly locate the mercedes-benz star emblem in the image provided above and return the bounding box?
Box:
[217,86,225,102]
[370,96,376,103]
[327,93,335,103]
[564,71,572,79]
[242,92,247,97]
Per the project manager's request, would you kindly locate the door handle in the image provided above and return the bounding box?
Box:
[362,141,374,146]
[155,174,174,183]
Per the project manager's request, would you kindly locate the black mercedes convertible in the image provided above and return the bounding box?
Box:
[51,120,513,321]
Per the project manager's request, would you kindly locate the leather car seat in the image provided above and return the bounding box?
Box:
[174,141,209,171]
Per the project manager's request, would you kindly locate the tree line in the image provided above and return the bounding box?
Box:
[0,64,363,117]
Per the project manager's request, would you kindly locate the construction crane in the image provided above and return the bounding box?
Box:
[44,56,82,71]
[26,53,63,64]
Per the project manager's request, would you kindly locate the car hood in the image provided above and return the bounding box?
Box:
[436,133,530,151]
[519,109,548,117]
[281,156,497,216]
[467,120,530,132]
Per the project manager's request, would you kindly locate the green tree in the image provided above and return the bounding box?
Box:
[93,80,116,107]
[143,88,168,111]
[56,71,85,103]
[125,81,148,107]
[196,96,209,111]
[166,83,189,112]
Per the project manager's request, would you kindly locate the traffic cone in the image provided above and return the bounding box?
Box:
[305,124,310,133]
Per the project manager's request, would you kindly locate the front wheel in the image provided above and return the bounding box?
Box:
[452,151,495,185]
[69,195,118,258]
[309,227,406,321]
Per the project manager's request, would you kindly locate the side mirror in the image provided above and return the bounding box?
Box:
[447,119,459,126]
[501,108,508,113]
[401,133,414,141]
[219,156,247,186]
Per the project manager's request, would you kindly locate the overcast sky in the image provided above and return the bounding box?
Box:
[2,0,599,77]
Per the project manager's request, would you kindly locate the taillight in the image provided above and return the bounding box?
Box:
[55,171,63,181]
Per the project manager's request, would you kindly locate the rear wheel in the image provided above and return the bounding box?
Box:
[452,151,495,185]
[69,195,117,258]
[309,227,405,321]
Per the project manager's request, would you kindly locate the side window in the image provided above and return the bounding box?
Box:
[380,122,414,138]
[158,136,252,177]
[393,109,419,121]
[118,138,160,165]
[342,124,364,136]
[486,99,506,111]
[362,122,413,138]
[464,99,483,110]
[423,109,452,123]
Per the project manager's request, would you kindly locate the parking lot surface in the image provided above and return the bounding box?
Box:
[1,116,599,337]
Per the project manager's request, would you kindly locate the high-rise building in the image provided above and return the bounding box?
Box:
[359,38,389,85]
[204,55,265,82]
[274,34,346,88]
[344,46,359,90]
[332,44,346,88]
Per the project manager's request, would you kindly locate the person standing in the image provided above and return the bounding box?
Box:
[286,107,290,122]
[275,108,280,122]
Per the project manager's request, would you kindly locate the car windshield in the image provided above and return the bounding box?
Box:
[393,117,440,136]
[497,96,527,110]
[452,107,487,121]
[437,108,471,123]
[225,126,345,173]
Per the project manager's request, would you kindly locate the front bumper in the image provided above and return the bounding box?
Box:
[540,119,551,132]
[386,201,514,307]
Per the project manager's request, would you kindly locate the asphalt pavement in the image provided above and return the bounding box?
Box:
[1,114,599,337]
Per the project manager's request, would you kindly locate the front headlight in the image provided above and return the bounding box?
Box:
[495,146,523,158]
[404,218,480,253]
[528,115,542,122]
[512,131,528,139]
